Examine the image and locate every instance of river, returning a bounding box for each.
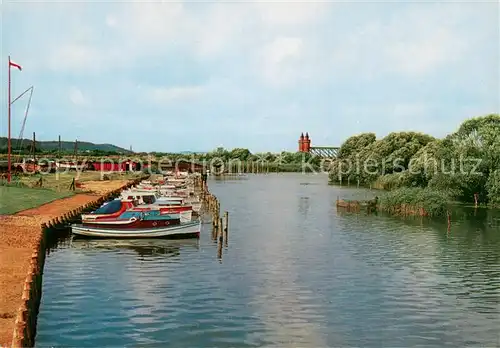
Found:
[35,173,500,347]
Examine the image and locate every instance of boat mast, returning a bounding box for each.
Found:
[74,139,78,162]
[11,86,34,165]
[7,56,11,182]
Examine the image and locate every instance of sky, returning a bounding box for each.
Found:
[1,1,499,153]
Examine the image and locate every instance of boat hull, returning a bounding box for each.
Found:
[71,221,201,238]
[133,205,192,214]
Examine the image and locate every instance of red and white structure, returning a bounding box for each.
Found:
[7,56,23,182]
[298,132,311,153]
[298,132,339,158]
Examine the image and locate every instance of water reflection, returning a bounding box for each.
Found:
[450,205,500,232]
[230,174,330,346]
[69,237,200,259]
[335,202,500,346]
[298,196,310,216]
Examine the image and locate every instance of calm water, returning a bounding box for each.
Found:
[36,174,500,347]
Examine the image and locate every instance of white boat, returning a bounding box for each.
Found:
[71,220,201,238]
[121,190,202,213]
[157,196,185,202]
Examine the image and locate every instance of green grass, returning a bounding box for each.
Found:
[0,186,74,215]
[3,171,141,192]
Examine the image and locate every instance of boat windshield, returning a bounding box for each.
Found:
[142,195,156,204]
[92,200,122,214]
[117,211,143,220]
[157,201,182,206]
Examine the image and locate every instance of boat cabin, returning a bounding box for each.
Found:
[121,191,184,206]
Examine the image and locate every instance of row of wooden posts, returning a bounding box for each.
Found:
[40,199,101,230]
[196,177,229,258]
[214,161,272,174]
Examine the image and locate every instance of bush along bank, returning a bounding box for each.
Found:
[329,114,500,212]
[377,187,450,217]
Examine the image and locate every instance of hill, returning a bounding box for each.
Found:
[0,137,132,154]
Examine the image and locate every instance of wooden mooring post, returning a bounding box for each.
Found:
[447,210,451,232]
[197,174,229,255]
[223,211,229,246]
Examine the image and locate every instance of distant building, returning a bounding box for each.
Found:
[91,160,146,172]
[298,132,311,152]
[159,160,205,173]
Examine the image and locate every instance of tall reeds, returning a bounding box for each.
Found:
[378,187,450,217]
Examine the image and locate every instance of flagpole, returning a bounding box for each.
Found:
[8,55,12,182]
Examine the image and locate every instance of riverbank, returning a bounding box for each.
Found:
[1,172,140,215]
[0,177,142,346]
[334,184,500,221]
[328,114,500,209]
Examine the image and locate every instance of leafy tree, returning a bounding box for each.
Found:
[329,114,500,206]
[229,148,251,161]
[486,170,500,206]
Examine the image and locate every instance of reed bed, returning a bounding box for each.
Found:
[378,187,450,217]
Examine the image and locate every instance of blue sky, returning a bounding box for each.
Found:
[1,1,498,153]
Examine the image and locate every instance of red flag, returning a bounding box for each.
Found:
[9,60,22,71]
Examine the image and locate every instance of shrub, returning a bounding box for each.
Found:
[486,169,500,206]
[379,187,450,217]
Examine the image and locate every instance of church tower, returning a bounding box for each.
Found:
[298,133,305,152]
[304,133,311,152]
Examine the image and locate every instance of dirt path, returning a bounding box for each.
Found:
[15,194,99,221]
[0,191,118,346]
[79,179,130,195]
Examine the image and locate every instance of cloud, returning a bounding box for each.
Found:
[385,30,464,76]
[265,37,303,65]
[256,37,305,87]
[33,1,330,73]
[253,2,328,26]
[113,2,186,50]
[49,44,102,72]
[105,14,117,28]
[191,4,249,59]
[69,87,87,106]
[147,86,205,104]
[327,3,475,81]
[381,4,469,76]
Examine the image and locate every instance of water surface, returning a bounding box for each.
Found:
[36,174,500,347]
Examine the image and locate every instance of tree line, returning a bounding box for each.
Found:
[148,147,322,172]
[329,114,500,207]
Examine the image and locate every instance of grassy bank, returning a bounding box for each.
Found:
[0,186,74,215]
[0,172,142,214]
[4,172,141,192]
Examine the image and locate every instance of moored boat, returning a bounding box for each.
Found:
[82,210,181,228]
[83,198,193,223]
[121,190,200,213]
[71,220,201,238]
[81,199,134,221]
